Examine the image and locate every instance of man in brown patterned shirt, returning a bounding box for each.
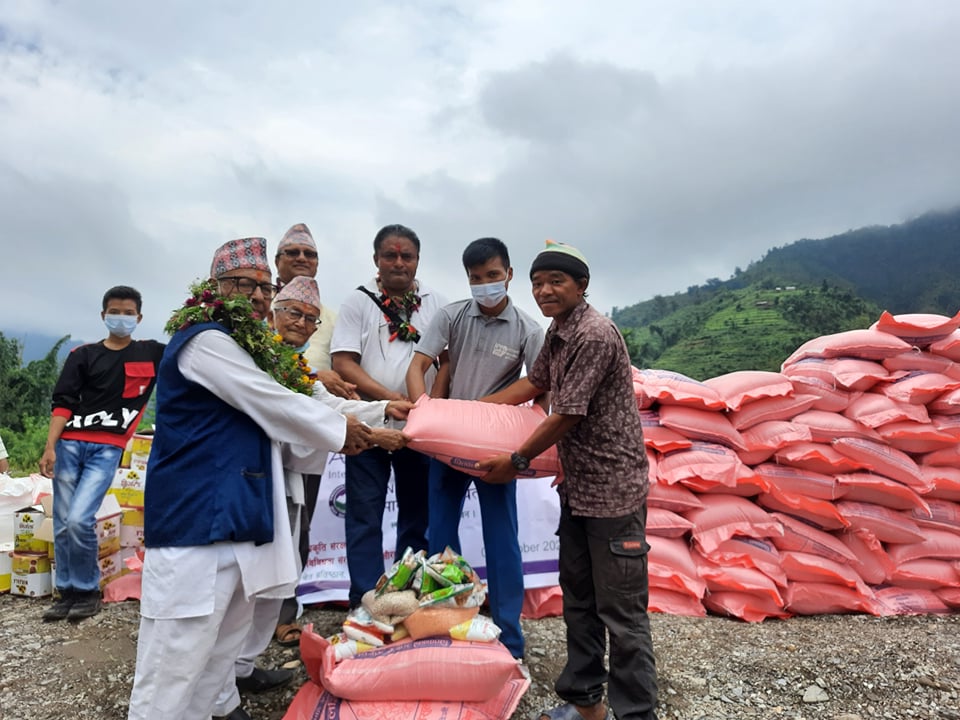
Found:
[478,240,658,720]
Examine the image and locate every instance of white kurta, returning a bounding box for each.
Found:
[128,329,348,720]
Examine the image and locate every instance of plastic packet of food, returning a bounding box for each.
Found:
[375,547,420,596]
[449,615,502,643]
[418,582,474,607]
[330,632,376,662]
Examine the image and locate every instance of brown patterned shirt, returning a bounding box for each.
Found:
[528,301,649,517]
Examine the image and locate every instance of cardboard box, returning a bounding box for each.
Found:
[13,505,49,553]
[120,507,145,548]
[108,465,146,508]
[131,433,154,456]
[98,550,123,588]
[34,495,123,559]
[0,542,13,593]
[11,552,52,597]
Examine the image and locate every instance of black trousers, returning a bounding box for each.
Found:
[555,504,659,720]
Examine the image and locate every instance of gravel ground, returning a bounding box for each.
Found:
[0,593,958,720]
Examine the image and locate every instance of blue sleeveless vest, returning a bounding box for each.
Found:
[144,322,274,547]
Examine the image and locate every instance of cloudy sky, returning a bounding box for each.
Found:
[3,1,959,345]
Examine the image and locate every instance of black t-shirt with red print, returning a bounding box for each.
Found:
[52,339,166,449]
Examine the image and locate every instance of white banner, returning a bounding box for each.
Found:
[298,453,560,605]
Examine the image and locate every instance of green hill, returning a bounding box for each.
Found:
[613,207,960,378]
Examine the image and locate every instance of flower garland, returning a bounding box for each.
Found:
[165,279,317,395]
[377,281,423,342]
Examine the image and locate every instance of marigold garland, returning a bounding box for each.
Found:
[165,279,317,396]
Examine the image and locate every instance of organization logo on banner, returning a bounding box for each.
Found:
[328,484,347,518]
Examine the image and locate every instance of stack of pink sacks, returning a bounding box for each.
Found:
[635,310,960,621]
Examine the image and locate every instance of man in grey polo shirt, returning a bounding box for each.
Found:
[406,237,545,660]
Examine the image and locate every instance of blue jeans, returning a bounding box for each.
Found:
[53,439,123,593]
[344,447,430,607]
[556,505,658,720]
[428,460,525,659]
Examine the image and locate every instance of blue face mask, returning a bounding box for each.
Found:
[471,280,508,309]
[104,314,139,337]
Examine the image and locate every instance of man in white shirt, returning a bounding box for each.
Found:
[127,237,374,720]
[330,224,447,608]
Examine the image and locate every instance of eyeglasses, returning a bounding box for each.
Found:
[280,248,318,259]
[274,306,320,325]
[218,277,276,299]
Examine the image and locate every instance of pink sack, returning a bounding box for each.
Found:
[702,370,794,411]
[907,498,960,532]
[843,392,929,428]
[928,387,960,415]
[839,528,894,585]
[782,329,912,365]
[919,464,960,501]
[919,447,960,468]
[784,581,879,616]
[301,625,520,702]
[639,410,693,453]
[788,375,856,412]
[882,350,960,377]
[694,554,784,606]
[404,396,559,478]
[873,310,960,346]
[877,371,960,405]
[647,507,695,538]
[780,550,870,592]
[649,587,707,617]
[521,586,563,619]
[647,480,704,513]
[657,405,746,450]
[757,488,849,531]
[657,443,751,489]
[728,394,818,430]
[831,437,928,491]
[890,558,960,590]
[874,587,951,616]
[632,369,726,410]
[738,421,812,466]
[770,512,857,565]
[684,494,783,555]
[702,590,791,623]
[790,410,882,443]
[647,534,706,599]
[835,472,930,513]
[283,672,530,720]
[835,500,926,544]
[700,536,787,589]
[782,357,890,392]
[773,442,866,476]
[886,528,960,566]
[875,420,958,454]
[753,463,843,501]
[929,330,960,362]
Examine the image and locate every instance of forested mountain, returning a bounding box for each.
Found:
[613,207,960,378]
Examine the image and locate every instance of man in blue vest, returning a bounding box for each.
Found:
[127,237,375,720]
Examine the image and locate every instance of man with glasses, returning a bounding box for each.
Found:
[331,223,447,609]
[38,285,165,622]
[213,274,414,719]
[273,223,352,397]
[128,237,375,720]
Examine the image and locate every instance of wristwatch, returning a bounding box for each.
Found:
[510,452,530,472]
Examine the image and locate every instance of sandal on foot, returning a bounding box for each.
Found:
[533,704,615,720]
[275,622,302,647]
[533,704,582,720]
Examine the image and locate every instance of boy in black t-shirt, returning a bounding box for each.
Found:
[39,285,165,621]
